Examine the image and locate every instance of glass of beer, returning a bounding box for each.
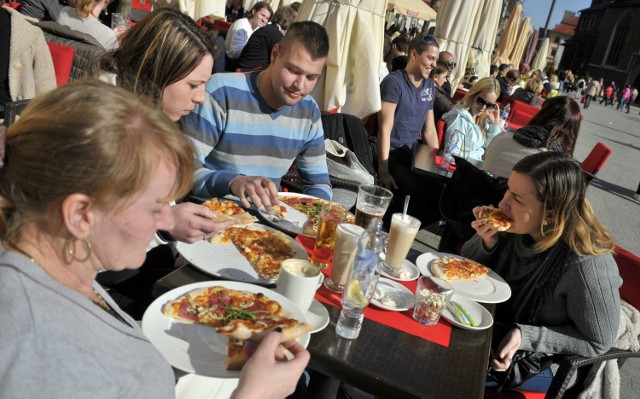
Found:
[354,185,393,228]
[310,204,346,269]
[324,223,365,293]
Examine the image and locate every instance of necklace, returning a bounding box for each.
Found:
[7,241,111,312]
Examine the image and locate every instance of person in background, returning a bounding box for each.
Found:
[237,5,297,71]
[289,2,301,12]
[0,5,56,119]
[430,65,453,123]
[385,36,408,73]
[225,0,245,22]
[545,74,559,98]
[583,76,600,109]
[490,64,499,79]
[600,83,613,106]
[438,50,457,99]
[498,69,519,102]
[574,76,586,99]
[0,80,309,399]
[510,77,543,107]
[442,77,501,162]
[484,95,581,179]
[18,0,63,20]
[617,85,631,111]
[224,1,272,71]
[465,151,620,393]
[626,87,638,114]
[57,0,118,50]
[182,21,332,210]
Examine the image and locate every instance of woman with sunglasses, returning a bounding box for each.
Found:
[442,77,502,162]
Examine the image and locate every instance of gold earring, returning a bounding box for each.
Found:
[66,237,93,263]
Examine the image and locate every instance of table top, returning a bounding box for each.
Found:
[411,143,454,181]
[152,262,494,399]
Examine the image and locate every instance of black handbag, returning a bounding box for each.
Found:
[487,350,557,396]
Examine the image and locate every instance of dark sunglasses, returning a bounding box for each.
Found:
[476,95,497,109]
[444,61,457,69]
[420,34,438,45]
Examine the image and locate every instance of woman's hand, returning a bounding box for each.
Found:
[470,206,499,251]
[487,106,501,125]
[167,203,233,243]
[232,331,310,399]
[490,328,522,372]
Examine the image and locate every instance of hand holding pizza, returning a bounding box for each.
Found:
[232,331,310,399]
[168,203,234,243]
[230,175,280,214]
[470,206,499,251]
[490,327,522,372]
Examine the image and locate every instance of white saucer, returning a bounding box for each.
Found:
[380,258,420,281]
[371,278,415,311]
[306,299,330,333]
[441,295,493,331]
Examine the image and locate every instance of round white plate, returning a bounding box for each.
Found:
[380,256,420,282]
[257,192,311,236]
[141,281,310,378]
[415,252,511,303]
[306,299,330,333]
[442,295,493,331]
[175,224,308,284]
[371,277,415,311]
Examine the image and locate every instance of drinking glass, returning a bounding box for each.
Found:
[383,213,421,271]
[111,12,130,34]
[413,276,454,325]
[324,223,365,293]
[354,185,393,228]
[310,204,346,269]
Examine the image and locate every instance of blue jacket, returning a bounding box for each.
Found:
[442,106,501,162]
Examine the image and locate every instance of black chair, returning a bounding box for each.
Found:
[2,99,30,127]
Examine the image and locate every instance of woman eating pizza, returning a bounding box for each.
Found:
[462,151,621,393]
[0,81,309,398]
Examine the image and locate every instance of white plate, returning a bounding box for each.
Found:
[306,299,330,333]
[175,224,308,284]
[380,256,420,282]
[371,277,415,311]
[442,295,493,331]
[415,252,511,303]
[141,281,310,378]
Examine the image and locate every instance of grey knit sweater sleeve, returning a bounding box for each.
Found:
[518,253,621,357]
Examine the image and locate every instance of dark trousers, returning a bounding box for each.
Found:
[584,94,595,109]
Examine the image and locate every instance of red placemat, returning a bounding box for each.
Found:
[296,236,452,347]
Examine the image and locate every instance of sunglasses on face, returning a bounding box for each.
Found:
[476,95,497,109]
[444,61,456,69]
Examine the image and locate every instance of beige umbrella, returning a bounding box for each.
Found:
[296,0,388,118]
[470,0,503,79]
[434,0,484,89]
[531,37,550,71]
[387,0,436,21]
[492,2,522,66]
[508,16,531,69]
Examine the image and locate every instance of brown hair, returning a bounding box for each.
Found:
[279,21,329,60]
[271,5,297,31]
[95,8,214,105]
[527,95,581,156]
[75,0,100,18]
[525,77,543,95]
[0,80,194,243]
[513,152,614,255]
[248,1,273,20]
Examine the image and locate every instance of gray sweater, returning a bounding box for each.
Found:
[0,249,175,398]
[462,234,621,357]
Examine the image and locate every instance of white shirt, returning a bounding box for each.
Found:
[225,17,253,59]
[57,6,118,50]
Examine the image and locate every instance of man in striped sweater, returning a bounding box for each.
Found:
[182,21,332,212]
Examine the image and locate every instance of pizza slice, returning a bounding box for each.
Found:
[478,205,512,232]
[203,198,258,225]
[430,257,489,281]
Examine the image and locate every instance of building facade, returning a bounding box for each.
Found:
[561,0,640,88]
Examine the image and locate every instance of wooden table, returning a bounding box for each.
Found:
[152,263,494,399]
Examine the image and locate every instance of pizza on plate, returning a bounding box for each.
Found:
[430,257,490,281]
[203,198,257,225]
[478,205,512,232]
[279,195,355,236]
[210,226,294,280]
[162,286,312,369]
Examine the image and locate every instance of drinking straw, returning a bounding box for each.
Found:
[403,195,410,216]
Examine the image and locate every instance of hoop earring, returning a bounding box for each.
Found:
[66,237,93,263]
[542,220,549,226]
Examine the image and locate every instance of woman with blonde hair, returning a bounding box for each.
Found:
[442,77,502,162]
[510,77,543,107]
[0,80,309,398]
[57,0,118,50]
[464,151,620,393]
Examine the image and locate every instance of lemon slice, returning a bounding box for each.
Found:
[347,280,368,307]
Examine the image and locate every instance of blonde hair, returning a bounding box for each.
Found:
[76,0,101,18]
[525,78,543,95]
[513,152,615,255]
[459,77,500,138]
[0,80,194,243]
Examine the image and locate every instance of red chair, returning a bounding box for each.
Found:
[581,142,612,185]
[436,119,447,149]
[451,89,466,104]
[506,100,538,129]
[46,41,74,87]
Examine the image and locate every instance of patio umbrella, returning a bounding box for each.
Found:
[297,0,388,118]
[523,27,539,65]
[508,16,531,69]
[531,37,550,71]
[470,0,503,79]
[387,0,437,21]
[492,2,522,65]
[434,0,484,88]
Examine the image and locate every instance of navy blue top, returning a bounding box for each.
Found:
[380,70,435,151]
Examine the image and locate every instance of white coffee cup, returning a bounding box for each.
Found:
[276,259,324,314]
